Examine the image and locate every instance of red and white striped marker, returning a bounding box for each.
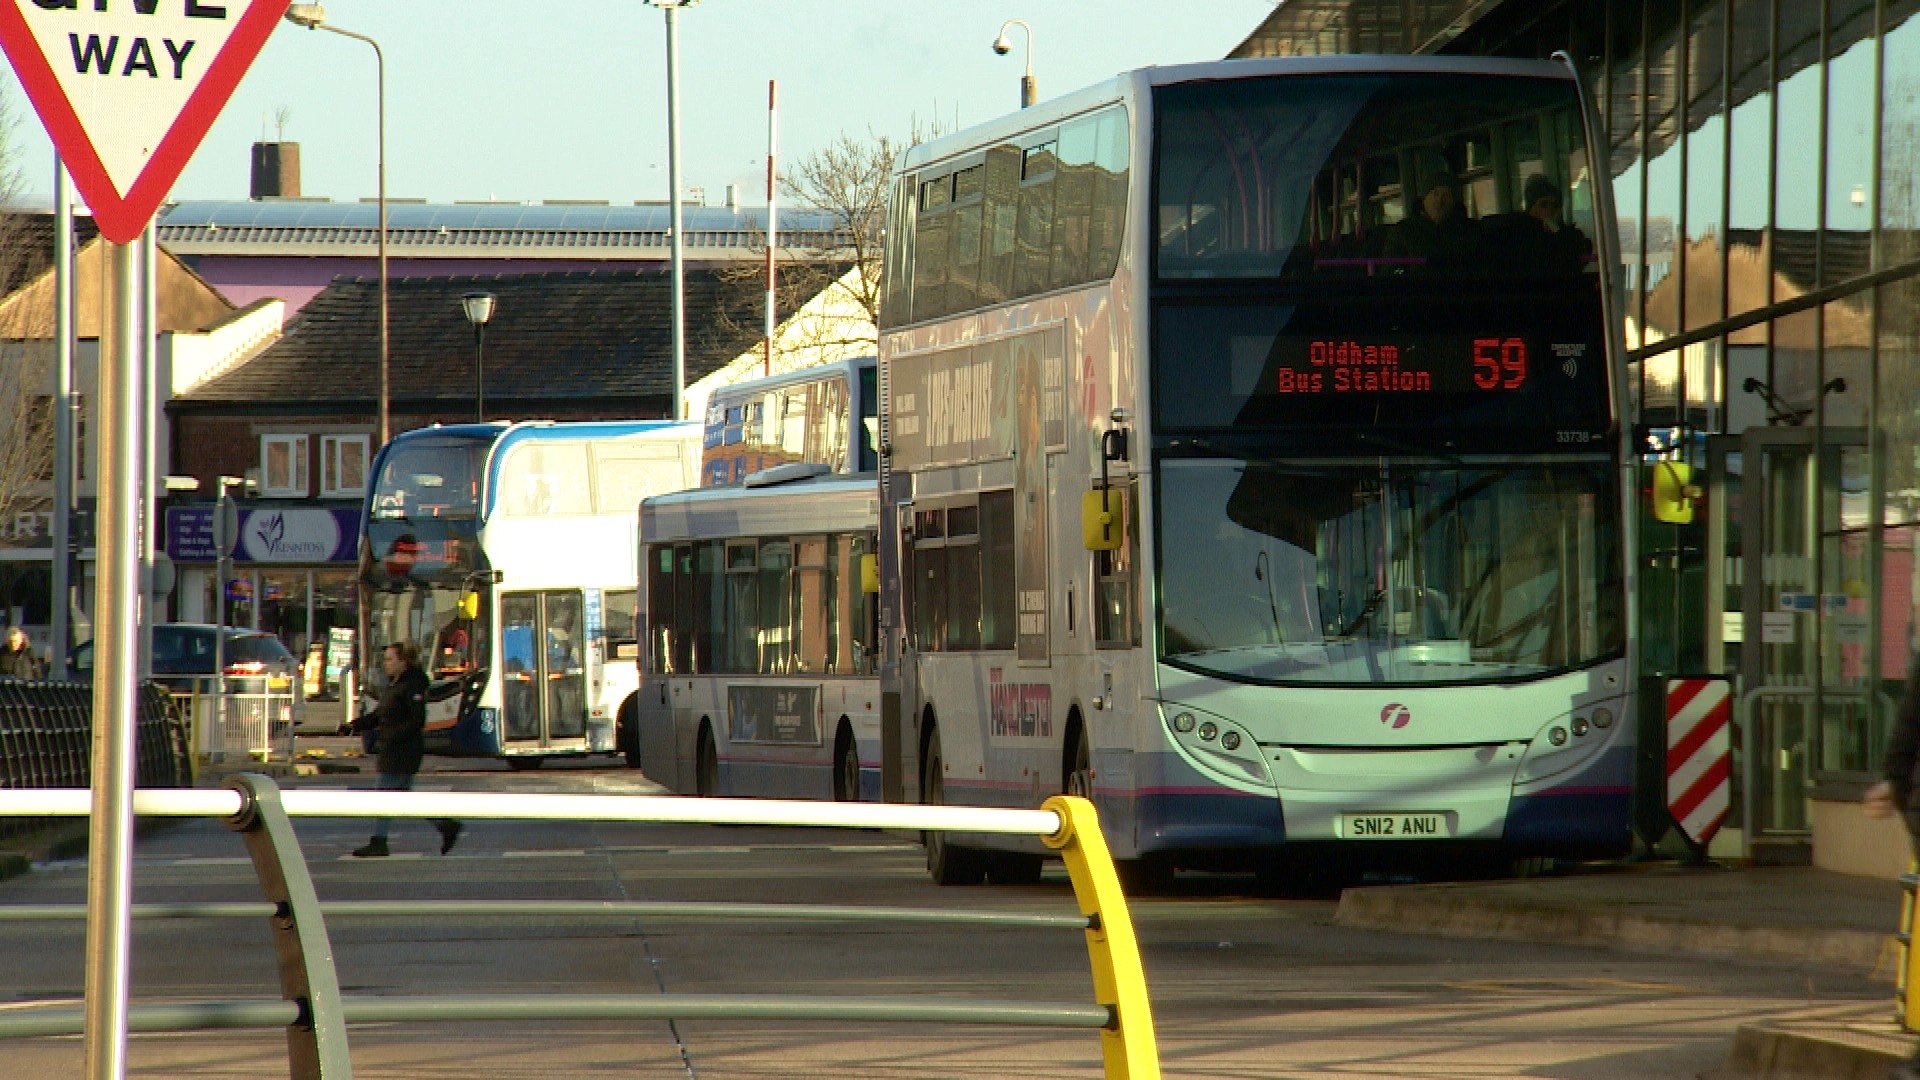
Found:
[1666,677,1733,846]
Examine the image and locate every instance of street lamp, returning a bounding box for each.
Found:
[644,0,701,420]
[462,292,496,422]
[993,19,1036,108]
[284,3,390,447]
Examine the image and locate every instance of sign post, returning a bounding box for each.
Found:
[0,4,289,1077]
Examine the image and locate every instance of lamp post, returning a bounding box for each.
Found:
[462,292,496,422]
[644,0,700,420]
[993,19,1037,108]
[284,3,389,446]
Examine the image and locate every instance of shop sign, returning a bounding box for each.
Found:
[167,505,359,564]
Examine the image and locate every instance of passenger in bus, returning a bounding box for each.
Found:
[1383,170,1480,271]
[1514,174,1592,275]
[352,641,463,858]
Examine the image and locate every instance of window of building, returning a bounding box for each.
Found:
[260,434,309,498]
[320,434,370,498]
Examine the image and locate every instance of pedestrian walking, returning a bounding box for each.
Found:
[352,641,462,857]
[1865,669,1920,1079]
[0,627,42,680]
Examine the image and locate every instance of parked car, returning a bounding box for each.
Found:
[70,624,299,696]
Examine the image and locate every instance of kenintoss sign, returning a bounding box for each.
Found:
[0,0,288,243]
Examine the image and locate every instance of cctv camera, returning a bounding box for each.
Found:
[992,37,1011,55]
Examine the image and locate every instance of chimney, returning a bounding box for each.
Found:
[725,183,740,210]
[250,142,301,199]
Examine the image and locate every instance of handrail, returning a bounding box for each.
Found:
[0,775,1161,1080]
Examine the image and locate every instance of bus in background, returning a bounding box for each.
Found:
[878,54,1632,886]
[359,420,700,768]
[636,466,881,801]
[700,357,879,487]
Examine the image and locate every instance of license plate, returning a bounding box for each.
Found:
[1339,812,1452,839]
[267,676,291,690]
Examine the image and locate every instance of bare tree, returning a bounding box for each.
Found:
[0,78,57,552]
[713,121,945,373]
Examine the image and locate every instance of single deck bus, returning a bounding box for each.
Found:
[876,54,1634,884]
[359,420,699,767]
[635,467,882,800]
[701,357,879,486]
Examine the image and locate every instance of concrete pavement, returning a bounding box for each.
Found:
[1336,861,1915,1079]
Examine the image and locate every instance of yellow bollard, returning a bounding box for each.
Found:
[1903,859,1920,1032]
[1042,794,1160,1080]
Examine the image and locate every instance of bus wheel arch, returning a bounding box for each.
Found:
[832,717,859,802]
[617,693,642,769]
[919,708,987,885]
[695,719,719,797]
[1064,708,1092,799]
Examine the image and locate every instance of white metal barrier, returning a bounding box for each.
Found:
[172,682,296,762]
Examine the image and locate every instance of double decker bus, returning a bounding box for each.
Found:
[700,357,879,486]
[877,55,1634,885]
[635,467,881,800]
[359,420,699,767]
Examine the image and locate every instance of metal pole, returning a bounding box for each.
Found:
[764,79,777,377]
[474,322,486,422]
[374,35,388,447]
[52,159,73,677]
[140,230,157,678]
[665,2,687,421]
[83,237,144,1080]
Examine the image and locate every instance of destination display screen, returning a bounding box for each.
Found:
[1153,295,1612,444]
[1274,336,1531,397]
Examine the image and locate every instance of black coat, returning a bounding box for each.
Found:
[0,645,40,680]
[1885,668,1920,837]
[362,664,430,776]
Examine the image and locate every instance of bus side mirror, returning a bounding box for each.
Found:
[1082,488,1123,551]
[457,591,481,620]
[1649,460,1701,524]
[859,553,880,595]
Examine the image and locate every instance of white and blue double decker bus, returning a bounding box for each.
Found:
[878,54,1635,884]
[358,420,698,767]
[700,357,879,487]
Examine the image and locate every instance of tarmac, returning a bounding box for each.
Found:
[1335,861,1916,1079]
[8,731,1916,1079]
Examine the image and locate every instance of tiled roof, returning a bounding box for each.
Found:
[0,212,101,296]
[173,268,773,408]
[156,200,851,258]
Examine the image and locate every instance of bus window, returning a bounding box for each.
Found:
[757,540,793,674]
[501,442,592,516]
[649,546,676,674]
[725,542,759,673]
[980,492,1016,650]
[913,508,946,651]
[794,537,830,673]
[1094,483,1139,648]
[945,505,982,650]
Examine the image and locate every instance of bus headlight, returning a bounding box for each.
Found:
[1514,701,1621,786]
[1159,703,1273,790]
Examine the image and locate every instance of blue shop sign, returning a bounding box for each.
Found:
[167,505,361,564]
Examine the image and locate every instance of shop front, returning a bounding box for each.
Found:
[166,502,360,700]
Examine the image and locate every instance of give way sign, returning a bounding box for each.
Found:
[0,0,289,244]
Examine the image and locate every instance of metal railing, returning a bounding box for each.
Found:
[0,777,1161,1080]
[0,682,189,850]
[169,680,297,763]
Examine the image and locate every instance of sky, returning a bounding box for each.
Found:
[2,0,1277,208]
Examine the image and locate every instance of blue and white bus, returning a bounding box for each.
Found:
[358,420,699,767]
[877,54,1634,885]
[700,357,879,487]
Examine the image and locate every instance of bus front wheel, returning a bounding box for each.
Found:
[696,724,719,797]
[618,697,642,769]
[922,727,987,885]
[832,722,859,802]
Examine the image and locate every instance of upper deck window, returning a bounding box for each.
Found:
[1154,73,1596,282]
[370,436,491,521]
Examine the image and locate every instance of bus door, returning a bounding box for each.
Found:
[500,590,590,749]
[1731,425,1875,861]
